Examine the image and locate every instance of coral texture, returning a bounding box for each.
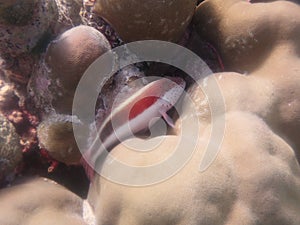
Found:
[0,0,82,57]
[0,114,22,183]
[87,0,300,224]
[44,25,111,114]
[37,114,83,165]
[0,78,18,110]
[0,0,300,225]
[94,0,197,42]
[0,0,58,57]
[193,0,300,161]
[0,0,82,85]
[0,177,87,225]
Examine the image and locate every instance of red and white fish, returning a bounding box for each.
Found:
[81,77,186,180]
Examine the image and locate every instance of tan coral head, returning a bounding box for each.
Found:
[94,0,197,42]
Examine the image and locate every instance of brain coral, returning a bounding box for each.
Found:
[45,25,111,114]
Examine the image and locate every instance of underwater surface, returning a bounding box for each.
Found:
[0,0,299,224]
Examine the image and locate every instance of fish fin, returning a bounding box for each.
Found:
[159,110,175,128]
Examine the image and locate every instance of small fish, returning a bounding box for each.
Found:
[81,77,186,180]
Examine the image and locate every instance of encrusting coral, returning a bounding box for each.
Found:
[0,0,58,57]
[0,114,22,184]
[0,0,83,57]
[0,0,36,26]
[0,0,82,84]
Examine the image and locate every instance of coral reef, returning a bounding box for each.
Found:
[0,0,58,57]
[0,0,82,57]
[87,0,300,225]
[0,0,82,84]
[31,25,111,165]
[31,25,147,167]
[0,0,300,224]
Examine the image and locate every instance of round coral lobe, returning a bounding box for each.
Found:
[45,25,111,88]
